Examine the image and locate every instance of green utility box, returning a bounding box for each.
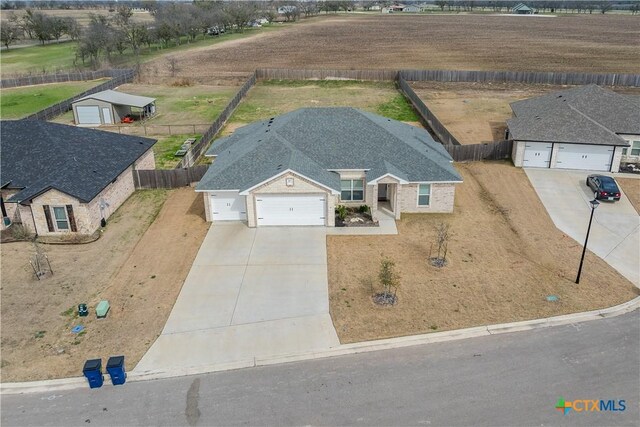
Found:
[96,300,110,318]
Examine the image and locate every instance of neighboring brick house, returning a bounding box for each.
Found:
[196,108,462,227]
[1,120,156,236]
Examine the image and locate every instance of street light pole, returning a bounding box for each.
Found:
[576,198,600,284]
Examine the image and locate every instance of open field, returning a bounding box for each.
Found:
[222,80,420,136]
[0,188,209,381]
[411,82,640,144]
[618,178,640,215]
[327,161,638,344]
[0,25,285,77]
[149,14,640,77]
[0,79,108,119]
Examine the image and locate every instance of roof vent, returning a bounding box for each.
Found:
[276,164,283,170]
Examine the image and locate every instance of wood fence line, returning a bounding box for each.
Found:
[23,69,136,121]
[133,165,209,189]
[175,72,257,168]
[0,68,134,89]
[101,123,211,136]
[397,76,460,146]
[444,140,513,162]
[399,69,640,87]
[256,68,399,81]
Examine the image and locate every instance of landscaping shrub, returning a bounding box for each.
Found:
[335,205,347,220]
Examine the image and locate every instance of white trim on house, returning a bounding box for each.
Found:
[239,169,340,196]
[409,180,464,184]
[366,173,409,185]
[194,188,240,193]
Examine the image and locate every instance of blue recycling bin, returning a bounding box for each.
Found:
[82,359,103,389]
[106,355,126,385]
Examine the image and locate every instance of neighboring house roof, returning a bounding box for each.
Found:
[197,108,461,194]
[74,90,156,108]
[512,3,533,12]
[507,85,639,146]
[1,120,156,204]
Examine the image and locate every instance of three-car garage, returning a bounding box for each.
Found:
[521,142,615,172]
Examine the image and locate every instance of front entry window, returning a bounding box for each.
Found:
[53,206,70,230]
[341,179,364,201]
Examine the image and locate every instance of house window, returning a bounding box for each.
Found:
[341,179,364,201]
[52,206,70,231]
[632,141,640,156]
[418,184,431,206]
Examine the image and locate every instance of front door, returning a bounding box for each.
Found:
[378,184,388,201]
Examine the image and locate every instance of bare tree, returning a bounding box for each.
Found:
[599,1,613,13]
[430,222,452,267]
[225,1,257,32]
[0,21,20,50]
[374,257,401,305]
[166,55,180,77]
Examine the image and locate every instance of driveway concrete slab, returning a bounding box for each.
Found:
[192,223,255,266]
[248,227,327,265]
[525,169,639,286]
[135,314,339,372]
[231,264,329,325]
[134,222,340,374]
[162,265,245,334]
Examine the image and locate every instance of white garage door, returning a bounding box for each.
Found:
[209,192,247,221]
[555,144,613,172]
[523,142,552,168]
[256,194,326,226]
[76,106,101,124]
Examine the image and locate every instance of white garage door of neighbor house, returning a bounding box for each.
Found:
[523,142,552,168]
[555,144,613,172]
[76,106,101,124]
[209,192,247,221]
[256,194,326,226]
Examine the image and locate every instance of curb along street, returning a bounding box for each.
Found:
[2,296,638,395]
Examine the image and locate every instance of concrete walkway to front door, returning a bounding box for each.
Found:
[133,223,340,375]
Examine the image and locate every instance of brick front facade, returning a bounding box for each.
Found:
[4,148,155,236]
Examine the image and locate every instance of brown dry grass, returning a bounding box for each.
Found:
[618,178,640,215]
[327,161,638,343]
[0,188,208,381]
[147,14,640,77]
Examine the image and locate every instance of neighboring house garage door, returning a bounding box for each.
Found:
[555,144,613,172]
[209,192,247,221]
[523,142,552,168]
[76,106,101,124]
[256,194,326,226]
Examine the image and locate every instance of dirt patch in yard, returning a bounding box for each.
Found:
[327,161,638,344]
[0,188,208,381]
[410,82,640,145]
[617,178,640,215]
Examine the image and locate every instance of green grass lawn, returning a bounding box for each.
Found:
[0,25,285,77]
[0,79,108,119]
[225,80,420,133]
[153,134,201,169]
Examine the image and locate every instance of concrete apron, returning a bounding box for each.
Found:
[525,168,640,287]
[132,223,340,375]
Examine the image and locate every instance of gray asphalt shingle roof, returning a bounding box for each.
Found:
[197,108,461,193]
[1,120,156,203]
[508,85,639,146]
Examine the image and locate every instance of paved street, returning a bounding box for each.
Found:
[526,169,640,286]
[3,311,638,426]
[133,223,339,375]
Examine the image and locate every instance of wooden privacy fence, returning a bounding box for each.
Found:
[175,72,257,168]
[23,69,136,121]
[444,140,513,162]
[256,68,398,81]
[399,69,640,87]
[397,76,460,146]
[101,124,211,136]
[134,165,209,189]
[0,68,134,89]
